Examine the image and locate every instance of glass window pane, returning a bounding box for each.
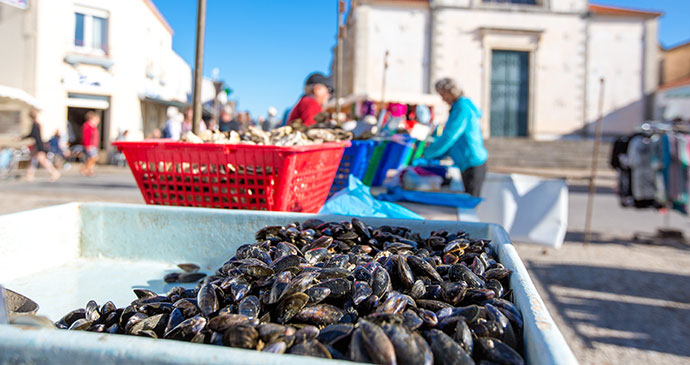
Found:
[74,13,84,46]
[92,16,108,52]
[483,0,537,4]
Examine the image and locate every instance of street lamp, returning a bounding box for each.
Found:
[191,0,206,134]
[212,68,224,129]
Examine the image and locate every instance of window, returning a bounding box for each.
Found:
[75,13,84,47]
[73,8,109,55]
[483,0,537,4]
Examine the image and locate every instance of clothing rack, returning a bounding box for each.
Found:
[611,121,689,245]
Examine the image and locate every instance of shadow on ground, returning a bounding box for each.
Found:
[527,262,690,357]
[565,231,690,250]
[567,185,616,195]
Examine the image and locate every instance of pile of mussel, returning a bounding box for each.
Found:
[56,219,525,365]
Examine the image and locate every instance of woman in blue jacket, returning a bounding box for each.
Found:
[424,78,488,197]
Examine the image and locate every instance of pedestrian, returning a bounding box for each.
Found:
[288,72,332,126]
[238,112,252,129]
[206,117,218,131]
[162,107,182,140]
[80,111,101,177]
[423,78,488,197]
[20,110,61,182]
[48,129,67,161]
[262,106,280,131]
[219,106,241,132]
[181,106,206,135]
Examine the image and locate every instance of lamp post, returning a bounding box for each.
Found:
[335,0,345,116]
[212,68,224,129]
[191,0,206,134]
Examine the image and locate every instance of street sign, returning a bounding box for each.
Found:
[0,0,28,9]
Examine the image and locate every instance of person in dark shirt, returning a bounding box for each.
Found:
[219,106,244,133]
[288,73,332,126]
[20,110,60,182]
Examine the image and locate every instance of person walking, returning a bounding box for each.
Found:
[262,107,280,131]
[423,78,488,197]
[219,106,244,133]
[48,129,70,170]
[20,110,60,182]
[288,73,332,126]
[80,111,101,176]
[181,106,206,135]
[162,107,182,140]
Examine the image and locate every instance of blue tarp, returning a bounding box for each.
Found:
[377,186,482,209]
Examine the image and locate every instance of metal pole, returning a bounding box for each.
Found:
[0,285,8,325]
[584,78,606,246]
[191,0,207,134]
[335,0,345,117]
[213,79,223,129]
[375,50,390,135]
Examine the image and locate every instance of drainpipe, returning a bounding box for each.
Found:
[582,10,591,138]
[428,0,437,94]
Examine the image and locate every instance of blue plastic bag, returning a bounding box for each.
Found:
[320,176,424,220]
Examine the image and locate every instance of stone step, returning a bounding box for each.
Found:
[484,138,612,169]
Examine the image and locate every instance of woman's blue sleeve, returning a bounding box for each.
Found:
[423,104,469,159]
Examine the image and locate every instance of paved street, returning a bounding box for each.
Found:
[0,165,143,214]
[1,165,689,364]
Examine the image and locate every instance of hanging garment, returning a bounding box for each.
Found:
[611,135,632,169]
[610,135,635,207]
[406,104,416,121]
[673,135,690,214]
[662,134,676,201]
[660,133,689,214]
[353,101,362,119]
[627,134,666,207]
[416,105,432,125]
[387,103,407,118]
[361,100,376,116]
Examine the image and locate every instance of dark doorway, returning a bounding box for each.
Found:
[66,107,106,149]
[490,50,530,137]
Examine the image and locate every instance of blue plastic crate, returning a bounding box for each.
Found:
[370,136,417,187]
[328,140,380,196]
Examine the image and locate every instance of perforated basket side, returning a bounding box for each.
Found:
[115,141,347,212]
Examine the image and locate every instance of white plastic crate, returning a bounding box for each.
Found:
[0,203,577,364]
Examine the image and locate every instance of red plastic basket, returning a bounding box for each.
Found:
[113,140,349,213]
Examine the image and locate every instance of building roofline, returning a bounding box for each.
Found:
[143,0,173,35]
[665,39,690,52]
[659,77,690,91]
[347,0,428,26]
[589,3,662,18]
[352,0,428,8]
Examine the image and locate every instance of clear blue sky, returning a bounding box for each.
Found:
[152,0,689,118]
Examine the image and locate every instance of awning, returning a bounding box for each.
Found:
[141,96,187,109]
[326,92,443,109]
[0,85,41,109]
[140,95,214,116]
[67,93,110,109]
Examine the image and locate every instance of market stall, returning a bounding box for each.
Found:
[0,2,576,364]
